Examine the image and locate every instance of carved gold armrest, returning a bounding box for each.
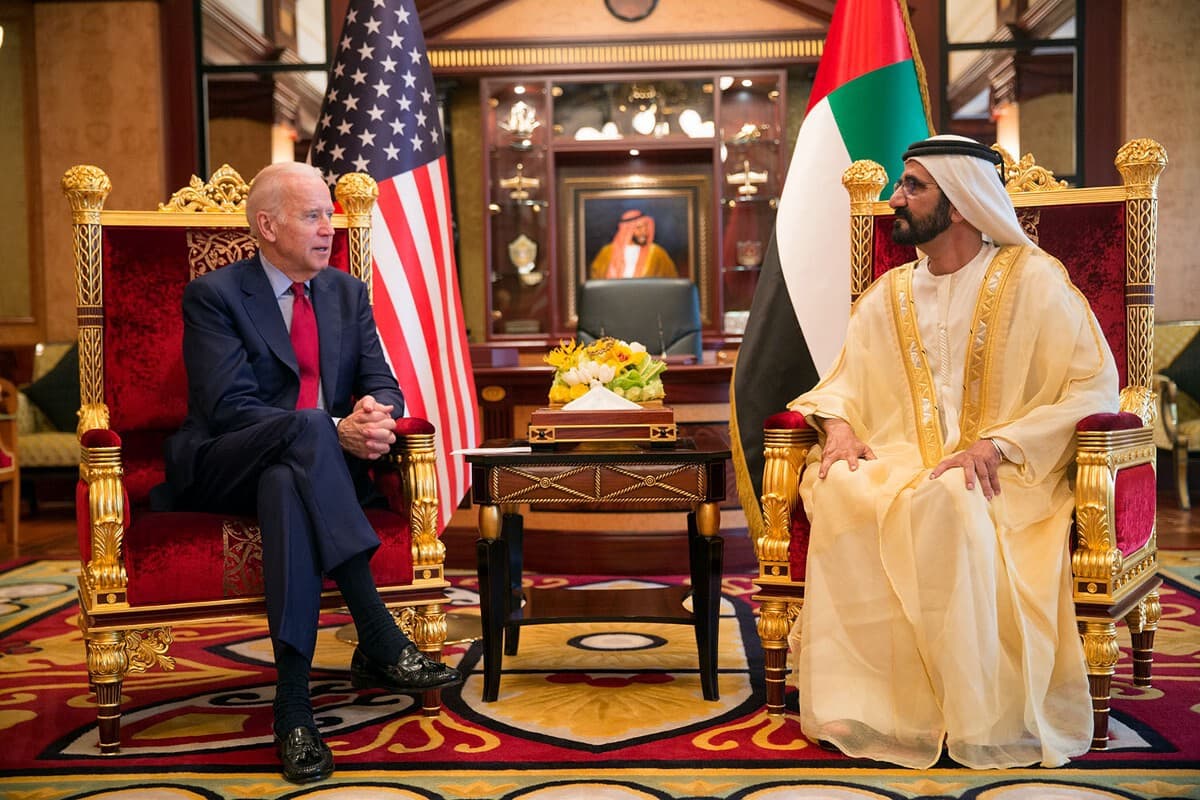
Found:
[1073,417,1156,606]
[78,429,129,609]
[757,413,818,583]
[388,419,443,583]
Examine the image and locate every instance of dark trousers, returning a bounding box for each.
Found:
[179,409,380,659]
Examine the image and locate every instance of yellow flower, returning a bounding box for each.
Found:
[544,337,667,404]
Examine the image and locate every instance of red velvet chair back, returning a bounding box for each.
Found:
[98,224,351,507]
[868,202,1129,385]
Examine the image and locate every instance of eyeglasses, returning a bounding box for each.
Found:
[892,175,938,198]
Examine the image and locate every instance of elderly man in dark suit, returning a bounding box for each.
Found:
[163,161,460,784]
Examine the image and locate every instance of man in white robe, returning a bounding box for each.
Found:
[786,135,1118,769]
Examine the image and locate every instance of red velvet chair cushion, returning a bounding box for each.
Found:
[764,410,811,430]
[1077,411,1144,432]
[120,507,413,606]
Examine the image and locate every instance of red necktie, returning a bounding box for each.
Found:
[290,282,320,409]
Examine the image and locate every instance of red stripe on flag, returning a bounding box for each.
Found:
[373,181,429,421]
[367,252,423,418]
[410,167,457,454]
[420,161,476,458]
[808,0,915,111]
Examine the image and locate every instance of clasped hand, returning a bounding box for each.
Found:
[818,418,1003,500]
[336,395,397,460]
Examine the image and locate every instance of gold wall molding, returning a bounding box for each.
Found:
[430,37,822,72]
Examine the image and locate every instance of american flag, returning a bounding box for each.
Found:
[310,0,478,532]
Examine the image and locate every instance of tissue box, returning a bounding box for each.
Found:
[528,406,677,450]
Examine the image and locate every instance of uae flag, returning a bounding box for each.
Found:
[310,0,479,532]
[731,0,932,533]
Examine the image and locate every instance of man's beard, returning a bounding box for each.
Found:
[891,193,953,246]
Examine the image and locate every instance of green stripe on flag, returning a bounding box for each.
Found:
[827,59,931,184]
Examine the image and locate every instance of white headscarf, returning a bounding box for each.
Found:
[906,134,1034,248]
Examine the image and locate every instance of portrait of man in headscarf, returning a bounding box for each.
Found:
[589,208,679,279]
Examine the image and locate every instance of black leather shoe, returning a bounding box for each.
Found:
[276,725,334,784]
[351,644,462,693]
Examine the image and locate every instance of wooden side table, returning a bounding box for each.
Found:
[467,441,729,702]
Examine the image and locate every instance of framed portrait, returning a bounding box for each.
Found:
[559,171,712,326]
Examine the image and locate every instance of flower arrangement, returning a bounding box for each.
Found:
[545,337,667,405]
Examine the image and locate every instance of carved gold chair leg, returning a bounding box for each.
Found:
[1126,589,1161,687]
[412,602,448,717]
[1078,618,1119,750]
[84,630,130,755]
[1175,438,1191,510]
[757,598,794,715]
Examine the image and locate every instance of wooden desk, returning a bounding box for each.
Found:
[468,441,729,702]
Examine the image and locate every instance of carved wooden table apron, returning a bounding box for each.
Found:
[468,441,729,702]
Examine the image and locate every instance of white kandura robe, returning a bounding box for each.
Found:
[787,244,1118,769]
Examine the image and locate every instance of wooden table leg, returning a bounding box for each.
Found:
[477,503,507,702]
[689,500,722,701]
[502,507,524,656]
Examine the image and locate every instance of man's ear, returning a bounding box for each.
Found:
[255,210,278,243]
[949,204,966,224]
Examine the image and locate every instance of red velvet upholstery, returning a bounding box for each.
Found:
[1114,464,1156,556]
[1077,411,1145,432]
[765,410,811,430]
[119,507,414,606]
[871,203,1129,384]
[788,508,811,581]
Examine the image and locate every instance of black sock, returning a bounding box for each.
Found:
[329,553,410,664]
[273,643,315,738]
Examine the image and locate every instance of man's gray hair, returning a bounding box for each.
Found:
[245,162,327,240]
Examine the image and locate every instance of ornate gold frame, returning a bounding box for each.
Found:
[560,171,712,326]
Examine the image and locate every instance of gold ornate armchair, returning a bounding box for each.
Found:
[756,139,1167,750]
[63,165,450,753]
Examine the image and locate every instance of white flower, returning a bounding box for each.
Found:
[628,341,647,356]
[562,367,584,387]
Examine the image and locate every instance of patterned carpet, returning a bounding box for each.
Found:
[0,555,1197,799]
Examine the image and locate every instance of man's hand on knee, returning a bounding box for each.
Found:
[818,418,876,478]
[337,395,397,460]
[930,438,1002,500]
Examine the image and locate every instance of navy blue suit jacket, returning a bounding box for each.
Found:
[164,255,404,498]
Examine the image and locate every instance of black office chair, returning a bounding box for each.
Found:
[576,278,703,360]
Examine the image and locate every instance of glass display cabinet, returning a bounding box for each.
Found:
[481,70,786,344]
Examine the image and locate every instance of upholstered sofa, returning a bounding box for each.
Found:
[1153,320,1200,509]
[14,342,80,513]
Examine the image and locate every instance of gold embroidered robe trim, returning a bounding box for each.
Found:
[957,245,1023,446]
[887,266,942,468]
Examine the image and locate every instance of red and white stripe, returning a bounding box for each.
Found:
[370,155,478,531]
